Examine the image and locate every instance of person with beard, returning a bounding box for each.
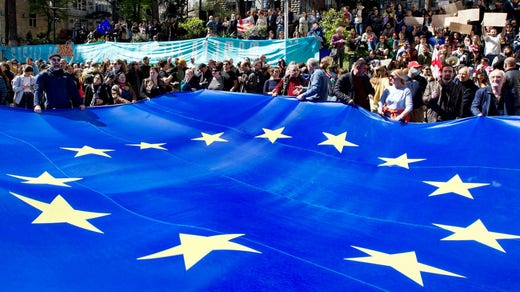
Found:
[457,66,479,118]
[472,69,516,116]
[423,64,464,122]
[33,54,84,113]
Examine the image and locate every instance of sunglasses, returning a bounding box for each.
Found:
[50,58,60,62]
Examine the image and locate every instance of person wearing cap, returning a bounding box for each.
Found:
[33,54,84,113]
[407,61,427,122]
[333,59,374,110]
[378,69,413,122]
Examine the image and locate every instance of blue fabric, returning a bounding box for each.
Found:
[96,19,112,35]
[1,37,319,66]
[1,90,519,290]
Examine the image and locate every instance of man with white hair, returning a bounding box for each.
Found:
[296,58,329,101]
[471,69,516,116]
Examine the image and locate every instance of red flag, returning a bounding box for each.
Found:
[431,46,442,80]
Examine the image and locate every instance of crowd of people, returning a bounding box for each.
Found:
[0,1,519,122]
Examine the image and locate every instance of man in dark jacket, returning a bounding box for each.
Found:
[333,59,374,110]
[472,69,516,116]
[458,66,479,117]
[504,57,520,114]
[423,65,464,122]
[34,54,84,113]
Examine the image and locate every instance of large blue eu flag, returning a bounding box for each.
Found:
[1,90,519,290]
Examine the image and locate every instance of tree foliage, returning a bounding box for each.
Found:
[177,17,205,40]
[28,0,73,43]
[319,8,346,50]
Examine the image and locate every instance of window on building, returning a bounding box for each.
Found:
[29,14,37,27]
[76,0,87,11]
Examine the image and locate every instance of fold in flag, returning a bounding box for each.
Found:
[1,90,519,290]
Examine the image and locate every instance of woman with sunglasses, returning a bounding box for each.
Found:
[263,67,282,94]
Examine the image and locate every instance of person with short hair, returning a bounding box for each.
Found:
[423,65,464,122]
[296,58,329,101]
[457,66,479,118]
[472,69,516,116]
[33,54,85,113]
[333,59,375,110]
[12,65,36,109]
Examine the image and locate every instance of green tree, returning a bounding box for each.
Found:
[177,17,205,40]
[319,8,346,50]
[28,0,72,43]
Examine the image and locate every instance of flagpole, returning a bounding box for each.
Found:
[284,0,288,39]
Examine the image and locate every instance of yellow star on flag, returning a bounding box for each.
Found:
[138,233,261,270]
[433,219,520,253]
[191,132,228,146]
[378,153,426,169]
[126,142,167,150]
[61,145,115,158]
[318,131,358,153]
[7,171,82,187]
[346,246,464,286]
[10,192,110,233]
[255,127,292,143]
[423,174,489,199]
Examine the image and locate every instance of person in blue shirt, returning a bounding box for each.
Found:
[33,54,84,113]
[296,58,329,101]
[308,21,325,48]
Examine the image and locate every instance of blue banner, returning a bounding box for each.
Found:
[0,90,519,290]
[1,37,319,65]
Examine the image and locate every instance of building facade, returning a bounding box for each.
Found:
[1,0,111,45]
